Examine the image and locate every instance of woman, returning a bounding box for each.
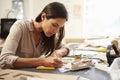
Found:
[0,2,69,69]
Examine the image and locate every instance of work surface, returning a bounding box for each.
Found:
[0,40,112,80]
[18,66,111,80]
[0,65,112,80]
[0,69,78,80]
[17,49,111,80]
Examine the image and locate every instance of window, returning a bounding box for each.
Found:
[12,0,24,19]
[83,0,120,38]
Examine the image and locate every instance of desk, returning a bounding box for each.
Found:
[18,65,111,80]
[0,41,111,80]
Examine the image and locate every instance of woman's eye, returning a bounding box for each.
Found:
[52,23,58,28]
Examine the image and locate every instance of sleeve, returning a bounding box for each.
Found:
[0,21,22,69]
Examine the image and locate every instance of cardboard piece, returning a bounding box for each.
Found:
[0,69,79,80]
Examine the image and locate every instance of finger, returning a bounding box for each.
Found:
[54,58,62,64]
[54,62,63,68]
[53,54,62,58]
[54,59,63,67]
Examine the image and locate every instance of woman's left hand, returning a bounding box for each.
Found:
[50,49,63,58]
[50,48,69,58]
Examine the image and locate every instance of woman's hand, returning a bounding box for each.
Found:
[43,56,63,68]
[50,50,63,58]
[50,48,69,58]
[42,48,69,68]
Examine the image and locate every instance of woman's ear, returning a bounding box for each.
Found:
[41,13,46,21]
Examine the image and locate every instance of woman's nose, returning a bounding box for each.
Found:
[52,28,59,34]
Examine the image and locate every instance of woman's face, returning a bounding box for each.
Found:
[42,17,66,37]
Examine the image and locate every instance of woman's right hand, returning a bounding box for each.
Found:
[43,56,63,68]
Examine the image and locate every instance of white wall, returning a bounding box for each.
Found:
[24,0,50,20]
[0,0,13,18]
[0,0,83,39]
[0,0,13,34]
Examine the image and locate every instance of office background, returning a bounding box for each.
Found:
[0,0,120,40]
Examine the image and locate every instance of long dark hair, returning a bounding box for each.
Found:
[35,2,68,56]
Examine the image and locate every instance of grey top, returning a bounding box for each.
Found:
[0,20,53,68]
